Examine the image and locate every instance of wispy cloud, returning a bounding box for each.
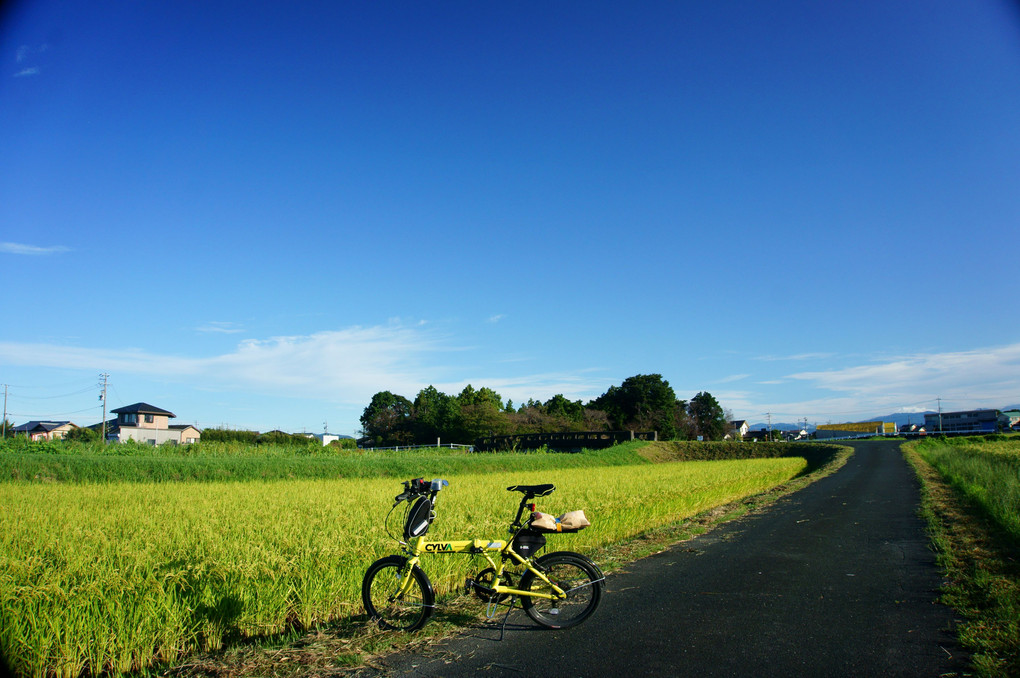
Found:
[1,242,70,255]
[787,344,1020,398]
[431,369,608,406]
[751,343,1020,420]
[487,314,506,324]
[14,44,47,77]
[0,324,610,409]
[754,352,836,362]
[16,44,47,62]
[717,373,750,383]
[196,321,245,334]
[0,325,446,405]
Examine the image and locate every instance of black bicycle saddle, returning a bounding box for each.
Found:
[506,483,555,497]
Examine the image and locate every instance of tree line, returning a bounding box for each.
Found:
[360,374,729,447]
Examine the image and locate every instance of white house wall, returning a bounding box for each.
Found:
[116,427,184,445]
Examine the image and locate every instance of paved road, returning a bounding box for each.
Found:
[355,441,967,677]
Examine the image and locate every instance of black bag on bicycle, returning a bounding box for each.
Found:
[404,496,434,540]
[512,529,547,558]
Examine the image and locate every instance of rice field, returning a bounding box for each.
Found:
[0,455,807,677]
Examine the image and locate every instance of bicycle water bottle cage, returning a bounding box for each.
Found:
[404,496,434,540]
[506,484,555,498]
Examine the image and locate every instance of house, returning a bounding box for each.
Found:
[782,428,809,441]
[102,402,201,445]
[744,428,773,442]
[727,420,750,440]
[12,420,78,441]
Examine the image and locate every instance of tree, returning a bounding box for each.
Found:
[590,374,682,439]
[688,391,727,441]
[544,394,585,425]
[360,391,413,446]
[411,386,459,444]
[64,426,99,443]
[455,384,507,441]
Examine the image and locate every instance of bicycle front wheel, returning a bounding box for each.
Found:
[362,555,434,631]
[519,551,603,629]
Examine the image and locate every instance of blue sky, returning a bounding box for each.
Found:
[2,1,1018,435]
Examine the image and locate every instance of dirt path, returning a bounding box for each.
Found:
[353,441,967,677]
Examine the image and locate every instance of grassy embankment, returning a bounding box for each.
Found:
[904,435,1020,677]
[0,440,846,677]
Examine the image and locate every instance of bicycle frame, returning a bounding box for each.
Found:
[364,479,604,633]
[396,535,568,601]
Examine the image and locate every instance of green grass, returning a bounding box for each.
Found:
[0,446,819,677]
[905,436,1020,676]
[912,436,1020,542]
[0,441,651,484]
[0,439,839,485]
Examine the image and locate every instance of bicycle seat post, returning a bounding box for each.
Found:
[510,493,532,532]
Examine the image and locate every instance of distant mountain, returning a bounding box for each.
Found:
[864,412,936,428]
[747,406,1018,434]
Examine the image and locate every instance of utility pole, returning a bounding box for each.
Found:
[2,384,8,439]
[937,396,943,433]
[99,373,109,443]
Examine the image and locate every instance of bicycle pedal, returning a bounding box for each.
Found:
[464,577,474,594]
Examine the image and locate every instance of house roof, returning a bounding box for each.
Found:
[110,402,176,418]
[12,420,73,433]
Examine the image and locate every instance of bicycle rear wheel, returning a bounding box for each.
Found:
[362,555,434,631]
[519,551,603,629]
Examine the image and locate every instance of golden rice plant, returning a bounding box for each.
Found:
[0,457,805,676]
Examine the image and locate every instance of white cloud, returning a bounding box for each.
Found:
[787,344,1020,399]
[14,68,40,78]
[1,242,69,255]
[751,343,1020,420]
[431,370,608,406]
[487,314,506,324]
[0,325,613,412]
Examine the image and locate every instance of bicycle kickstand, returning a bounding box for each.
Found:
[485,595,518,641]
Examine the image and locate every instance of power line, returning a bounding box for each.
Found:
[10,385,98,400]
[9,406,104,418]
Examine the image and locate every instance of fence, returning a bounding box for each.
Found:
[474,430,657,452]
[358,443,475,452]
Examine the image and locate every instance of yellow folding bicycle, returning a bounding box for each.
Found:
[362,478,604,632]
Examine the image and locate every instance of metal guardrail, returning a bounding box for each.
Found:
[359,443,474,452]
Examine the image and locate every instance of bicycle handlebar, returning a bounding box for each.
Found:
[394,477,448,505]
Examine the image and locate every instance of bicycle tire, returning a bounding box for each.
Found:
[362,555,435,631]
[519,551,603,629]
